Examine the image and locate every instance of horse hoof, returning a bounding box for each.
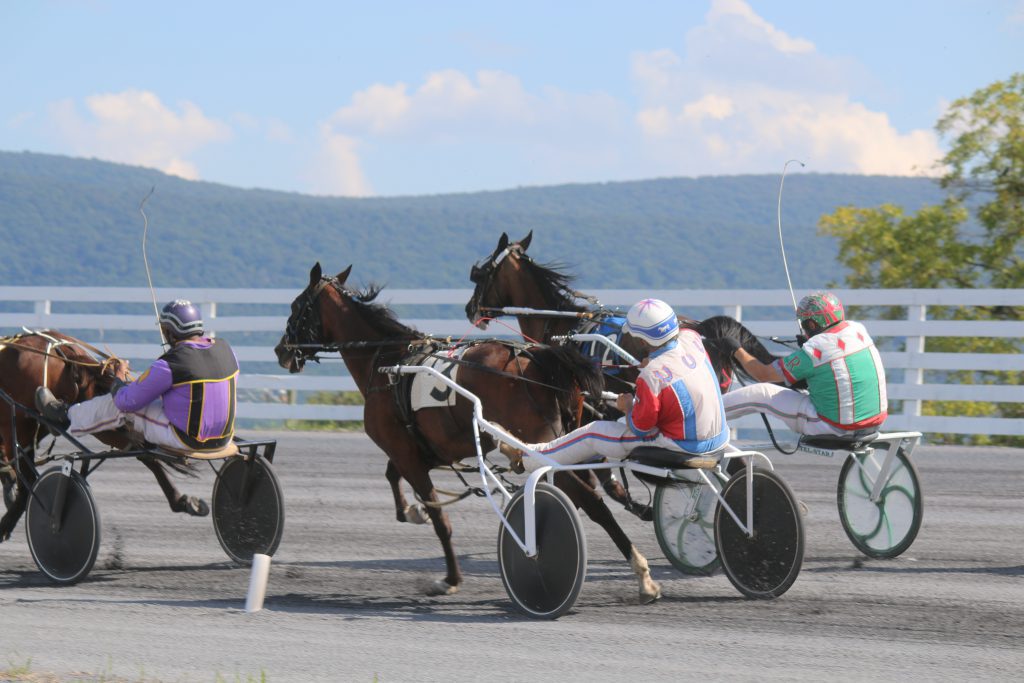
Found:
[175,495,210,517]
[426,579,459,596]
[639,581,662,604]
[403,504,429,525]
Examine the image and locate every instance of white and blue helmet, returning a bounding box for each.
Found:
[623,299,679,347]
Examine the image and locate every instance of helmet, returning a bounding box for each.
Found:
[160,299,204,339]
[623,299,679,347]
[797,291,844,334]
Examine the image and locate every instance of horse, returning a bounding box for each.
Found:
[275,262,662,602]
[465,231,779,390]
[0,331,208,542]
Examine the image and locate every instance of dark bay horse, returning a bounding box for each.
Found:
[465,231,779,389]
[0,331,207,542]
[275,263,661,601]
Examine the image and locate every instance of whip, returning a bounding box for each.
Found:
[777,159,805,333]
[138,186,167,347]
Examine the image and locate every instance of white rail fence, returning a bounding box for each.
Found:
[1,287,1022,436]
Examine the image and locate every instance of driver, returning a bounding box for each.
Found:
[720,291,887,436]
[35,300,239,452]
[499,298,729,470]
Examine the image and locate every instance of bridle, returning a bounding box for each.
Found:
[280,276,337,366]
[467,243,524,320]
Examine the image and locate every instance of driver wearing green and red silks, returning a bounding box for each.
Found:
[721,291,888,436]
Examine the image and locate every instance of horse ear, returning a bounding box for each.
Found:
[498,232,509,250]
[335,265,353,285]
[519,230,533,251]
[309,262,322,287]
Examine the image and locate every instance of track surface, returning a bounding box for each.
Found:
[1,432,1022,681]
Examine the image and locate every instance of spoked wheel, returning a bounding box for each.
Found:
[497,482,587,619]
[714,468,804,599]
[25,467,101,585]
[653,472,726,575]
[837,446,923,559]
[211,457,285,565]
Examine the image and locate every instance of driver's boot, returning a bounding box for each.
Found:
[34,387,70,433]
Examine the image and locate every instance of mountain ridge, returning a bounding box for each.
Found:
[0,150,947,290]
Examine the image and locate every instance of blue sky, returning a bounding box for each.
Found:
[2,0,1021,197]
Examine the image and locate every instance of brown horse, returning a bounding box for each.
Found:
[465,231,779,390]
[0,331,208,542]
[275,263,662,601]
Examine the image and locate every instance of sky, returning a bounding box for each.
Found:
[2,0,1021,197]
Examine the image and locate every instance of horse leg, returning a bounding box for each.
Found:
[140,458,209,517]
[554,471,661,604]
[386,460,427,525]
[0,449,36,543]
[403,464,460,596]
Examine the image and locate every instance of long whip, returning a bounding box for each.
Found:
[777,159,805,332]
[139,186,167,347]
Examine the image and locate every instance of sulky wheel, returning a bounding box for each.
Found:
[837,446,923,559]
[653,474,725,575]
[211,457,285,565]
[714,468,804,599]
[497,482,587,619]
[25,466,101,585]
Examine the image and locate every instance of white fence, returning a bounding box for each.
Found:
[1,286,1022,436]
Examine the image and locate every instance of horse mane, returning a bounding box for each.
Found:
[341,283,422,339]
[522,259,586,312]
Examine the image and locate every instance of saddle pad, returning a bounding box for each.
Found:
[409,349,464,412]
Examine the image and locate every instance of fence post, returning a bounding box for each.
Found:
[33,299,51,326]
[201,301,217,338]
[903,304,926,419]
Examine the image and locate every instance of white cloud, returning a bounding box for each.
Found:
[331,69,546,139]
[48,90,231,179]
[707,0,814,54]
[307,126,372,197]
[630,0,942,176]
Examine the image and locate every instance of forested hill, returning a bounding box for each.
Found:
[0,151,946,290]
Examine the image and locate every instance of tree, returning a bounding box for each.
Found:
[819,73,1023,445]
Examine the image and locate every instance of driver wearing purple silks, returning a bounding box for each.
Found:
[36,299,239,454]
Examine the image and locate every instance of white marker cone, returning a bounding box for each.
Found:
[245,553,272,613]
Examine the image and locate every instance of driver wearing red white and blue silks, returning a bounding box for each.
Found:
[38,300,239,452]
[504,299,728,471]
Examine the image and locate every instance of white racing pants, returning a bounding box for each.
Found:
[68,394,186,451]
[722,383,847,437]
[520,419,686,472]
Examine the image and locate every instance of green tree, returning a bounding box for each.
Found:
[819,73,1023,445]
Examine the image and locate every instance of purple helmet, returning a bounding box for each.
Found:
[160,299,204,338]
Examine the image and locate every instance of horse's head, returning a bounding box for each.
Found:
[465,231,534,328]
[275,262,353,373]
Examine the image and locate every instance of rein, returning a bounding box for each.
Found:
[0,334,115,369]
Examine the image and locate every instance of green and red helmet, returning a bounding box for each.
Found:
[797,291,844,334]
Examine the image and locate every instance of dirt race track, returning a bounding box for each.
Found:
[1,431,1022,681]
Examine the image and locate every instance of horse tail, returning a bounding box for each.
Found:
[532,344,605,413]
[698,315,777,386]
